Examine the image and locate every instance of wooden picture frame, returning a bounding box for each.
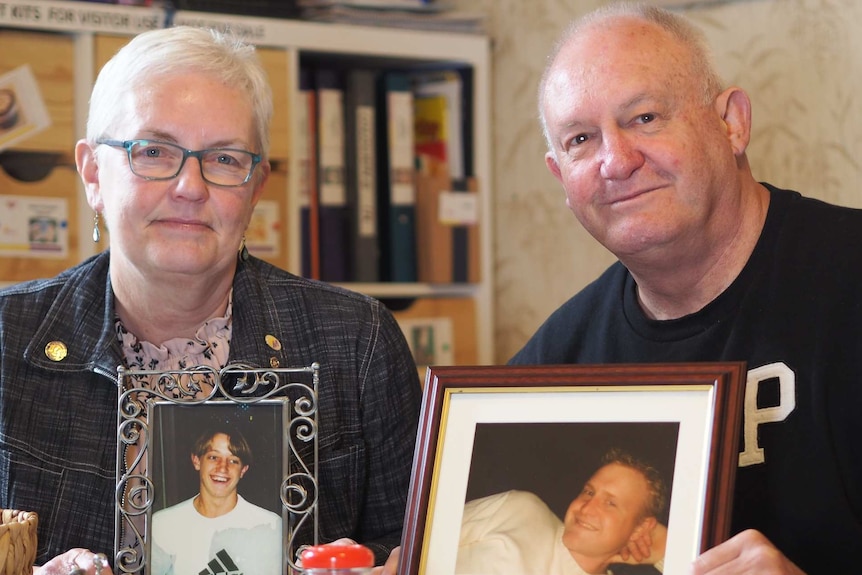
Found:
[397,362,746,575]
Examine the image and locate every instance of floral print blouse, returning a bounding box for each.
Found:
[116,295,233,399]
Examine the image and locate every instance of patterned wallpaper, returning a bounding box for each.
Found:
[455,0,862,362]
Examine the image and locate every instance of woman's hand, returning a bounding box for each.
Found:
[33,549,109,575]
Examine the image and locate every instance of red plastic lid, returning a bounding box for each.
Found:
[300,544,375,569]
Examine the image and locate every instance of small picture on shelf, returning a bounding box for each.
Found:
[399,316,454,372]
[0,65,50,153]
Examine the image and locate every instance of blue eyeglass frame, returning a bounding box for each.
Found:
[96,138,262,187]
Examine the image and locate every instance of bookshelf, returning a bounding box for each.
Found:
[0,0,494,366]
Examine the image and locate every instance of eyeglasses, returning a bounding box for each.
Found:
[96,139,261,187]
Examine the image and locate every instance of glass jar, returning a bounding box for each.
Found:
[300,543,375,574]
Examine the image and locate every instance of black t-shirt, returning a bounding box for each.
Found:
[511,185,862,574]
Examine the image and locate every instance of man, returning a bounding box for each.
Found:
[456,449,667,574]
[511,3,861,574]
[151,428,281,575]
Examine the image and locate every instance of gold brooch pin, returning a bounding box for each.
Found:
[265,334,282,351]
[45,341,67,362]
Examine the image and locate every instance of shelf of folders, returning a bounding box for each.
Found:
[297,64,481,287]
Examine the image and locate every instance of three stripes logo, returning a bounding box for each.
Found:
[197,549,242,575]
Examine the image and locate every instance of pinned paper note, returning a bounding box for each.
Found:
[439,190,479,226]
[0,65,51,153]
[0,195,69,258]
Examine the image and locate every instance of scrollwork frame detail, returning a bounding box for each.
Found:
[114,362,320,575]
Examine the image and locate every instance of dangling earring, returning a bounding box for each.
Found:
[239,235,249,261]
[92,211,101,243]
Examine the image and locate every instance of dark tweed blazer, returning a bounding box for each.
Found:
[0,251,421,566]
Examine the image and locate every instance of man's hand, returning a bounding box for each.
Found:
[370,546,399,575]
[617,521,667,565]
[690,530,806,574]
[328,539,399,575]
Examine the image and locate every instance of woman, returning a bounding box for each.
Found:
[0,26,419,575]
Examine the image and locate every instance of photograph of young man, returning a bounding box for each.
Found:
[150,428,282,575]
[457,448,667,575]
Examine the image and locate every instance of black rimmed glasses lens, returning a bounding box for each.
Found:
[96,139,261,187]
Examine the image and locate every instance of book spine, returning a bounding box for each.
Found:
[315,68,351,282]
[345,69,380,282]
[379,72,417,283]
[413,94,448,168]
[415,165,453,284]
[298,67,319,279]
[451,177,480,283]
[413,69,465,179]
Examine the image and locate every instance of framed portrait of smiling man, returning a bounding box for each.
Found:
[397,363,745,575]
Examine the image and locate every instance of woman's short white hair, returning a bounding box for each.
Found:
[86,25,273,157]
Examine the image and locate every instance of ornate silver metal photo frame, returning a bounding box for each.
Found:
[115,362,320,575]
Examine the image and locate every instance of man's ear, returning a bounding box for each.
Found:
[714,86,752,157]
[191,454,201,472]
[545,150,563,183]
[629,515,657,542]
[240,465,249,479]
